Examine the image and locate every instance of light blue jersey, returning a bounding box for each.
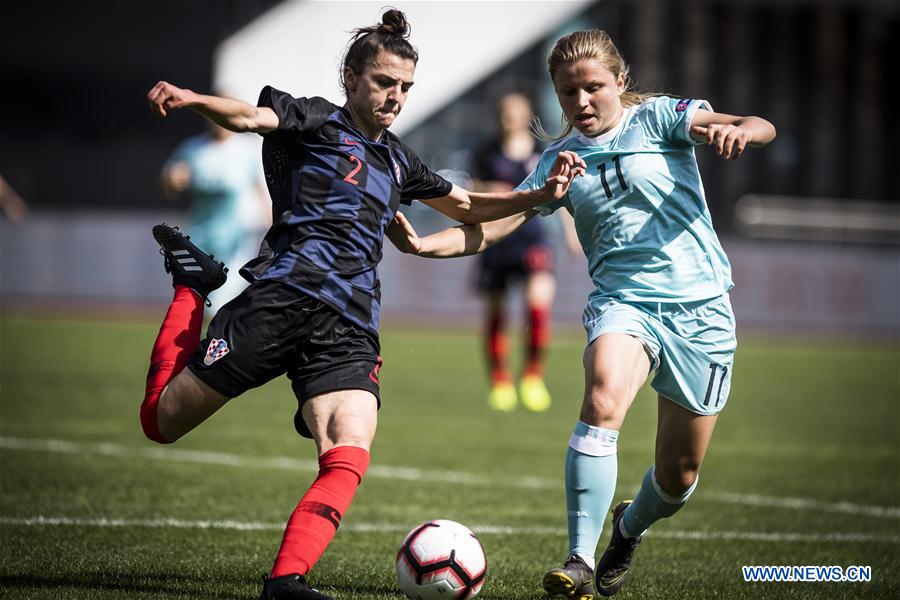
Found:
[165,134,260,262]
[520,97,737,415]
[521,96,732,304]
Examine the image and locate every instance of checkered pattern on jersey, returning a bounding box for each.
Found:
[241,87,451,333]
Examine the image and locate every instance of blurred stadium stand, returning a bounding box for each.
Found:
[3,217,897,335]
[0,0,282,211]
[213,1,595,135]
[1,0,898,337]
[735,195,900,245]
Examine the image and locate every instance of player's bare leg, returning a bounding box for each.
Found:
[580,334,650,430]
[544,334,650,599]
[520,269,555,412]
[261,390,377,600]
[141,223,227,444]
[653,396,717,497]
[302,389,378,454]
[155,370,230,442]
[594,398,717,596]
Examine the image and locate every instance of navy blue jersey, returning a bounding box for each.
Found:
[470,140,549,264]
[240,87,452,333]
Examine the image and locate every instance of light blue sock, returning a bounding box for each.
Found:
[620,465,698,538]
[566,421,619,568]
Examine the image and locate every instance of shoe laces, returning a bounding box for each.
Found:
[607,534,640,571]
[563,554,591,574]
[158,249,212,306]
[158,248,172,273]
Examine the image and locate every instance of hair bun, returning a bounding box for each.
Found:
[378,9,410,37]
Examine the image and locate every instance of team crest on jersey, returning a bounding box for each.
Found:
[204,339,230,365]
[676,98,691,112]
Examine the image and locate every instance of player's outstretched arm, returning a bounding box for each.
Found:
[420,151,586,225]
[146,81,279,134]
[689,110,776,160]
[387,211,537,258]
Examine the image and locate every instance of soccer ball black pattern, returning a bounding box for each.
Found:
[396,520,487,599]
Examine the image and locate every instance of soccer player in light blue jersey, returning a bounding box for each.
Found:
[389,28,775,599]
[161,121,268,313]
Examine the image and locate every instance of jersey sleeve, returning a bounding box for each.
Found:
[516,152,565,216]
[257,86,333,138]
[651,97,713,146]
[399,147,453,205]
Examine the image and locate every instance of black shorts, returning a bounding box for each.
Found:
[187,279,382,438]
[477,243,554,293]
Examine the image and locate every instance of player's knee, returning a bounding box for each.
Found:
[526,273,555,306]
[582,381,630,424]
[655,457,700,496]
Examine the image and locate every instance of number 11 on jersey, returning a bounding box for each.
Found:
[597,155,628,199]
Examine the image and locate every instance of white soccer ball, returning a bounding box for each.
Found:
[395,519,487,600]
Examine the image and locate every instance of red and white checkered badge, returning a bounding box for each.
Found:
[203,338,230,365]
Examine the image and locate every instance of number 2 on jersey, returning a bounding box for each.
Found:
[343,155,363,186]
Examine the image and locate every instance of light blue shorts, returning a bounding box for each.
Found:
[582,294,737,415]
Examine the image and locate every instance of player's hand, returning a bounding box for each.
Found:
[387,211,423,254]
[161,162,192,196]
[147,81,198,118]
[691,124,752,160]
[543,151,586,200]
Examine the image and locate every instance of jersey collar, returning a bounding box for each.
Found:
[338,106,386,143]
[577,107,631,146]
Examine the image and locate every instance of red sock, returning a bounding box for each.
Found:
[271,445,370,577]
[141,285,204,444]
[486,308,510,383]
[525,304,549,377]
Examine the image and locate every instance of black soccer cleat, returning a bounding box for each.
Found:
[543,554,594,599]
[258,574,334,600]
[152,223,227,300]
[594,500,642,597]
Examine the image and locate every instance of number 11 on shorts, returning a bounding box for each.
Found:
[703,363,728,408]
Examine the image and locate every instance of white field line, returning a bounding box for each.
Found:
[2,436,899,520]
[0,436,551,487]
[1,515,897,545]
[704,491,900,520]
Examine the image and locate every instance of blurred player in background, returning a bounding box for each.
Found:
[160,119,269,312]
[389,28,775,600]
[470,92,578,413]
[142,9,578,600]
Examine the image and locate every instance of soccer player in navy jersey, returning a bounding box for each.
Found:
[470,92,582,414]
[143,9,584,600]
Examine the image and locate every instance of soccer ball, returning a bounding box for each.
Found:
[395,519,487,599]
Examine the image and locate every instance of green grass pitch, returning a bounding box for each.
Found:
[1,315,898,599]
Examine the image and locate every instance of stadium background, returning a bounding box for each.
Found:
[1,1,898,599]
[2,0,898,333]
